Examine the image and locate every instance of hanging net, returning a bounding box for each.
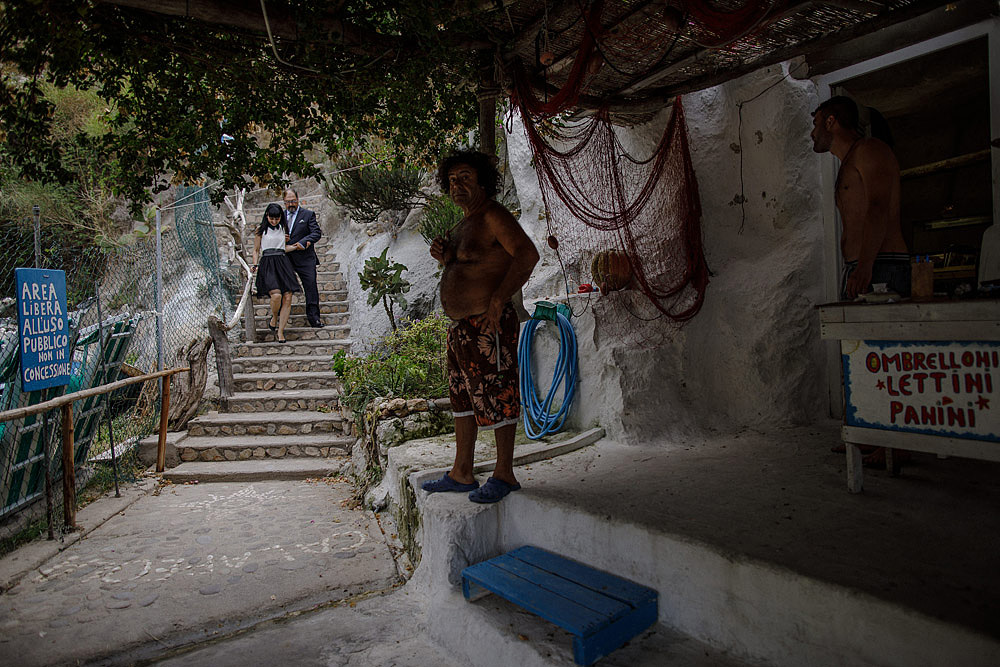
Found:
[511,94,709,343]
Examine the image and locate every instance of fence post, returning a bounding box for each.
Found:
[32,204,41,268]
[60,404,76,530]
[155,205,165,375]
[95,282,121,497]
[157,374,170,473]
[42,406,54,540]
[208,316,234,411]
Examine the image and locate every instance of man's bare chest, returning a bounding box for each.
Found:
[451,222,501,262]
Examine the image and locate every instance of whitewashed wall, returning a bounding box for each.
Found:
[516,62,830,442]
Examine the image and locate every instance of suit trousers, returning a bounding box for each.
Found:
[288,253,321,325]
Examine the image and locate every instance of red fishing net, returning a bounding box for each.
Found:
[510,90,710,335]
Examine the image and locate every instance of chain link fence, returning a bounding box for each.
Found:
[0,185,242,544]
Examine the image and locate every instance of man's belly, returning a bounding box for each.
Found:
[440,263,504,320]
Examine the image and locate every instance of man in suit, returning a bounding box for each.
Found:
[283,188,323,327]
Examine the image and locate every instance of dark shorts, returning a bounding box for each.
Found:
[447,302,521,430]
[842,252,911,299]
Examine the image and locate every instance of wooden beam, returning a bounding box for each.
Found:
[480,92,497,158]
[901,149,991,179]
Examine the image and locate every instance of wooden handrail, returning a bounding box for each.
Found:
[0,367,189,423]
[0,366,189,530]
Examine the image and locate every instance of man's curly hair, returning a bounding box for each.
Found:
[437,151,500,200]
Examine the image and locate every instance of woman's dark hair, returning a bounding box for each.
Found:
[437,150,500,199]
[257,203,287,236]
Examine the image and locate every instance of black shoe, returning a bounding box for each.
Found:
[309,320,323,328]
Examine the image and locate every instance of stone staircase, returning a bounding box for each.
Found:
[162,232,356,483]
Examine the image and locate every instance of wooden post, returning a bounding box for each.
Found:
[846,443,863,494]
[60,404,76,530]
[157,375,171,472]
[479,85,497,158]
[208,315,234,412]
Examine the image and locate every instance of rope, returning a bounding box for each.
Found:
[518,312,578,439]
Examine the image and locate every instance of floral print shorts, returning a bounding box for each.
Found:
[447,302,521,430]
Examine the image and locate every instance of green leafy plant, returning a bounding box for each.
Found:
[332,312,450,416]
[359,248,411,331]
[325,163,426,224]
[417,193,463,245]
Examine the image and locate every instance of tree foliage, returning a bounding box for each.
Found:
[325,163,426,225]
[0,1,490,208]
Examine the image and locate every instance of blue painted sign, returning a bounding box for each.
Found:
[843,339,1000,442]
[15,268,71,391]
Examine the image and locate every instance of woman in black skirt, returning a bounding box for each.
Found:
[252,203,300,343]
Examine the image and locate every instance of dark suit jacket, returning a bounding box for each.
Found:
[286,206,321,268]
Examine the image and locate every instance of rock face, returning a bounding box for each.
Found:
[508,62,828,442]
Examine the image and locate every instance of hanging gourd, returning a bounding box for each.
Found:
[591,250,632,292]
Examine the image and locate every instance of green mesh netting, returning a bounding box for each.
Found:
[174,186,236,321]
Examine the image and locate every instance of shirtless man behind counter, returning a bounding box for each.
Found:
[811,96,910,299]
[421,150,539,504]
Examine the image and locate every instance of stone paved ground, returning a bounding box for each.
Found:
[0,479,399,666]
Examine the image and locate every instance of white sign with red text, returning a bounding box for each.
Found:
[843,340,1000,441]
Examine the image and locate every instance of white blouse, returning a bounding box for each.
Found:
[259,226,286,252]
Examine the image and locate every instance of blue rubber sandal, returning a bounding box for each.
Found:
[468,477,521,504]
[422,473,480,493]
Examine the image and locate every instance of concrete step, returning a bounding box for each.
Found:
[253,301,348,316]
[254,312,350,328]
[226,388,342,413]
[235,339,352,358]
[316,269,342,278]
[178,434,353,462]
[232,355,334,374]
[162,457,348,483]
[253,324,350,343]
[188,409,346,437]
[231,370,341,392]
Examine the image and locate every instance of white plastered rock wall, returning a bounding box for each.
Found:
[509,62,830,441]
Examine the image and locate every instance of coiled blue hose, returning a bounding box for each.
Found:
[518,312,578,439]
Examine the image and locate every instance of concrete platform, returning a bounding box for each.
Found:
[0,479,397,667]
[401,421,1000,667]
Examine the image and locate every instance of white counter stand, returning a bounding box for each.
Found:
[819,300,1000,492]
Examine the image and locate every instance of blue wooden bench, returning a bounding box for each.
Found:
[461,546,658,665]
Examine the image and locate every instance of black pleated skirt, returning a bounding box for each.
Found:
[255,253,301,297]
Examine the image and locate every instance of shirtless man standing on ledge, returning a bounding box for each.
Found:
[421,150,539,504]
[811,96,910,299]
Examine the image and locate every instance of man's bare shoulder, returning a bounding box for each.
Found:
[482,200,517,225]
[853,137,899,171]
